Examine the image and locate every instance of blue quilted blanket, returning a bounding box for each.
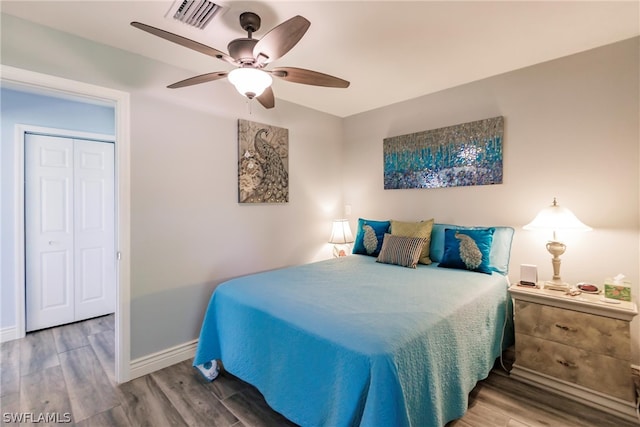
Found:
[194,255,512,426]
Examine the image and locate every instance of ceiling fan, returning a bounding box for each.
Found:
[131,12,350,109]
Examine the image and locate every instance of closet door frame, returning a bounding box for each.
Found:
[5,64,132,384]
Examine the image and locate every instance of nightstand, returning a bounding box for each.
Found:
[509,284,638,421]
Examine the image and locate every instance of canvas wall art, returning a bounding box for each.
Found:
[238,119,289,203]
[383,116,504,190]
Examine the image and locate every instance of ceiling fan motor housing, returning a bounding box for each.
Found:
[227,38,259,65]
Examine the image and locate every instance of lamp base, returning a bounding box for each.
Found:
[544,280,570,291]
[332,244,351,258]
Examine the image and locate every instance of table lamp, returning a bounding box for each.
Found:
[329,219,354,257]
[523,198,592,291]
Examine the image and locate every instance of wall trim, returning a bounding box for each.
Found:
[0,326,18,343]
[129,339,198,380]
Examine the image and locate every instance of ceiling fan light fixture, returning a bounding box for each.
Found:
[228,68,272,99]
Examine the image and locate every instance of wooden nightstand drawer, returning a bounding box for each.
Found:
[515,333,635,402]
[514,300,630,360]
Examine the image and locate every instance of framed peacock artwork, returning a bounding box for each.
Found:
[237,119,289,203]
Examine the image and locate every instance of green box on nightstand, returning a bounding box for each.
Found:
[604,279,632,302]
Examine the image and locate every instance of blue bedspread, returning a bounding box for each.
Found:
[194,255,512,427]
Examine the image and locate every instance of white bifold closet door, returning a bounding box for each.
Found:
[25,133,115,332]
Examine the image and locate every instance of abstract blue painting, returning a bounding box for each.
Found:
[383,116,503,190]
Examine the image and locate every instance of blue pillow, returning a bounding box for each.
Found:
[352,218,390,256]
[430,224,514,275]
[439,228,495,274]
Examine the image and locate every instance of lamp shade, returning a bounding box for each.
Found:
[228,68,272,99]
[523,198,592,234]
[329,219,354,244]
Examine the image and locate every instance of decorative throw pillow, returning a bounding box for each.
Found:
[390,219,435,264]
[439,228,495,274]
[376,234,427,269]
[352,218,390,256]
[429,224,514,275]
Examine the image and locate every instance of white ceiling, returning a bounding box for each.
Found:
[1,1,638,117]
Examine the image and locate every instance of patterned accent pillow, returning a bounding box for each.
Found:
[390,219,435,264]
[376,234,427,269]
[352,218,391,256]
[438,228,495,274]
[429,224,514,275]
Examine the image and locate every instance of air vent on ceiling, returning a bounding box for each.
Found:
[166,0,225,29]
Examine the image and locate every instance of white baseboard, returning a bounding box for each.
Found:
[129,339,198,380]
[1,326,18,343]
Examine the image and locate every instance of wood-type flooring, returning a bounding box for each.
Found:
[1,315,636,426]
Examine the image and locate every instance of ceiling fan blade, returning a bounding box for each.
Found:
[271,67,350,88]
[131,21,235,65]
[253,15,310,65]
[256,86,275,109]
[167,72,228,89]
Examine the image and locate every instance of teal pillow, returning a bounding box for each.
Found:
[430,224,514,275]
[352,218,390,256]
[439,228,495,274]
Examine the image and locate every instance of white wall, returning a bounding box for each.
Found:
[1,14,344,359]
[342,37,640,360]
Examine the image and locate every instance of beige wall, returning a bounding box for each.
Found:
[127,94,344,356]
[2,13,638,362]
[342,37,640,359]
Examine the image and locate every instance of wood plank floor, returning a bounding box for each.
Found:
[1,315,636,426]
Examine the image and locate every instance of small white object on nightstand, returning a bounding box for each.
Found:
[519,264,538,286]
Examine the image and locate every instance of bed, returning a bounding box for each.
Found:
[194,223,514,427]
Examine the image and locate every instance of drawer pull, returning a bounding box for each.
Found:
[556,359,577,369]
[554,323,577,332]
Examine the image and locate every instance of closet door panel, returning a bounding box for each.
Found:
[25,134,75,331]
[74,139,116,321]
